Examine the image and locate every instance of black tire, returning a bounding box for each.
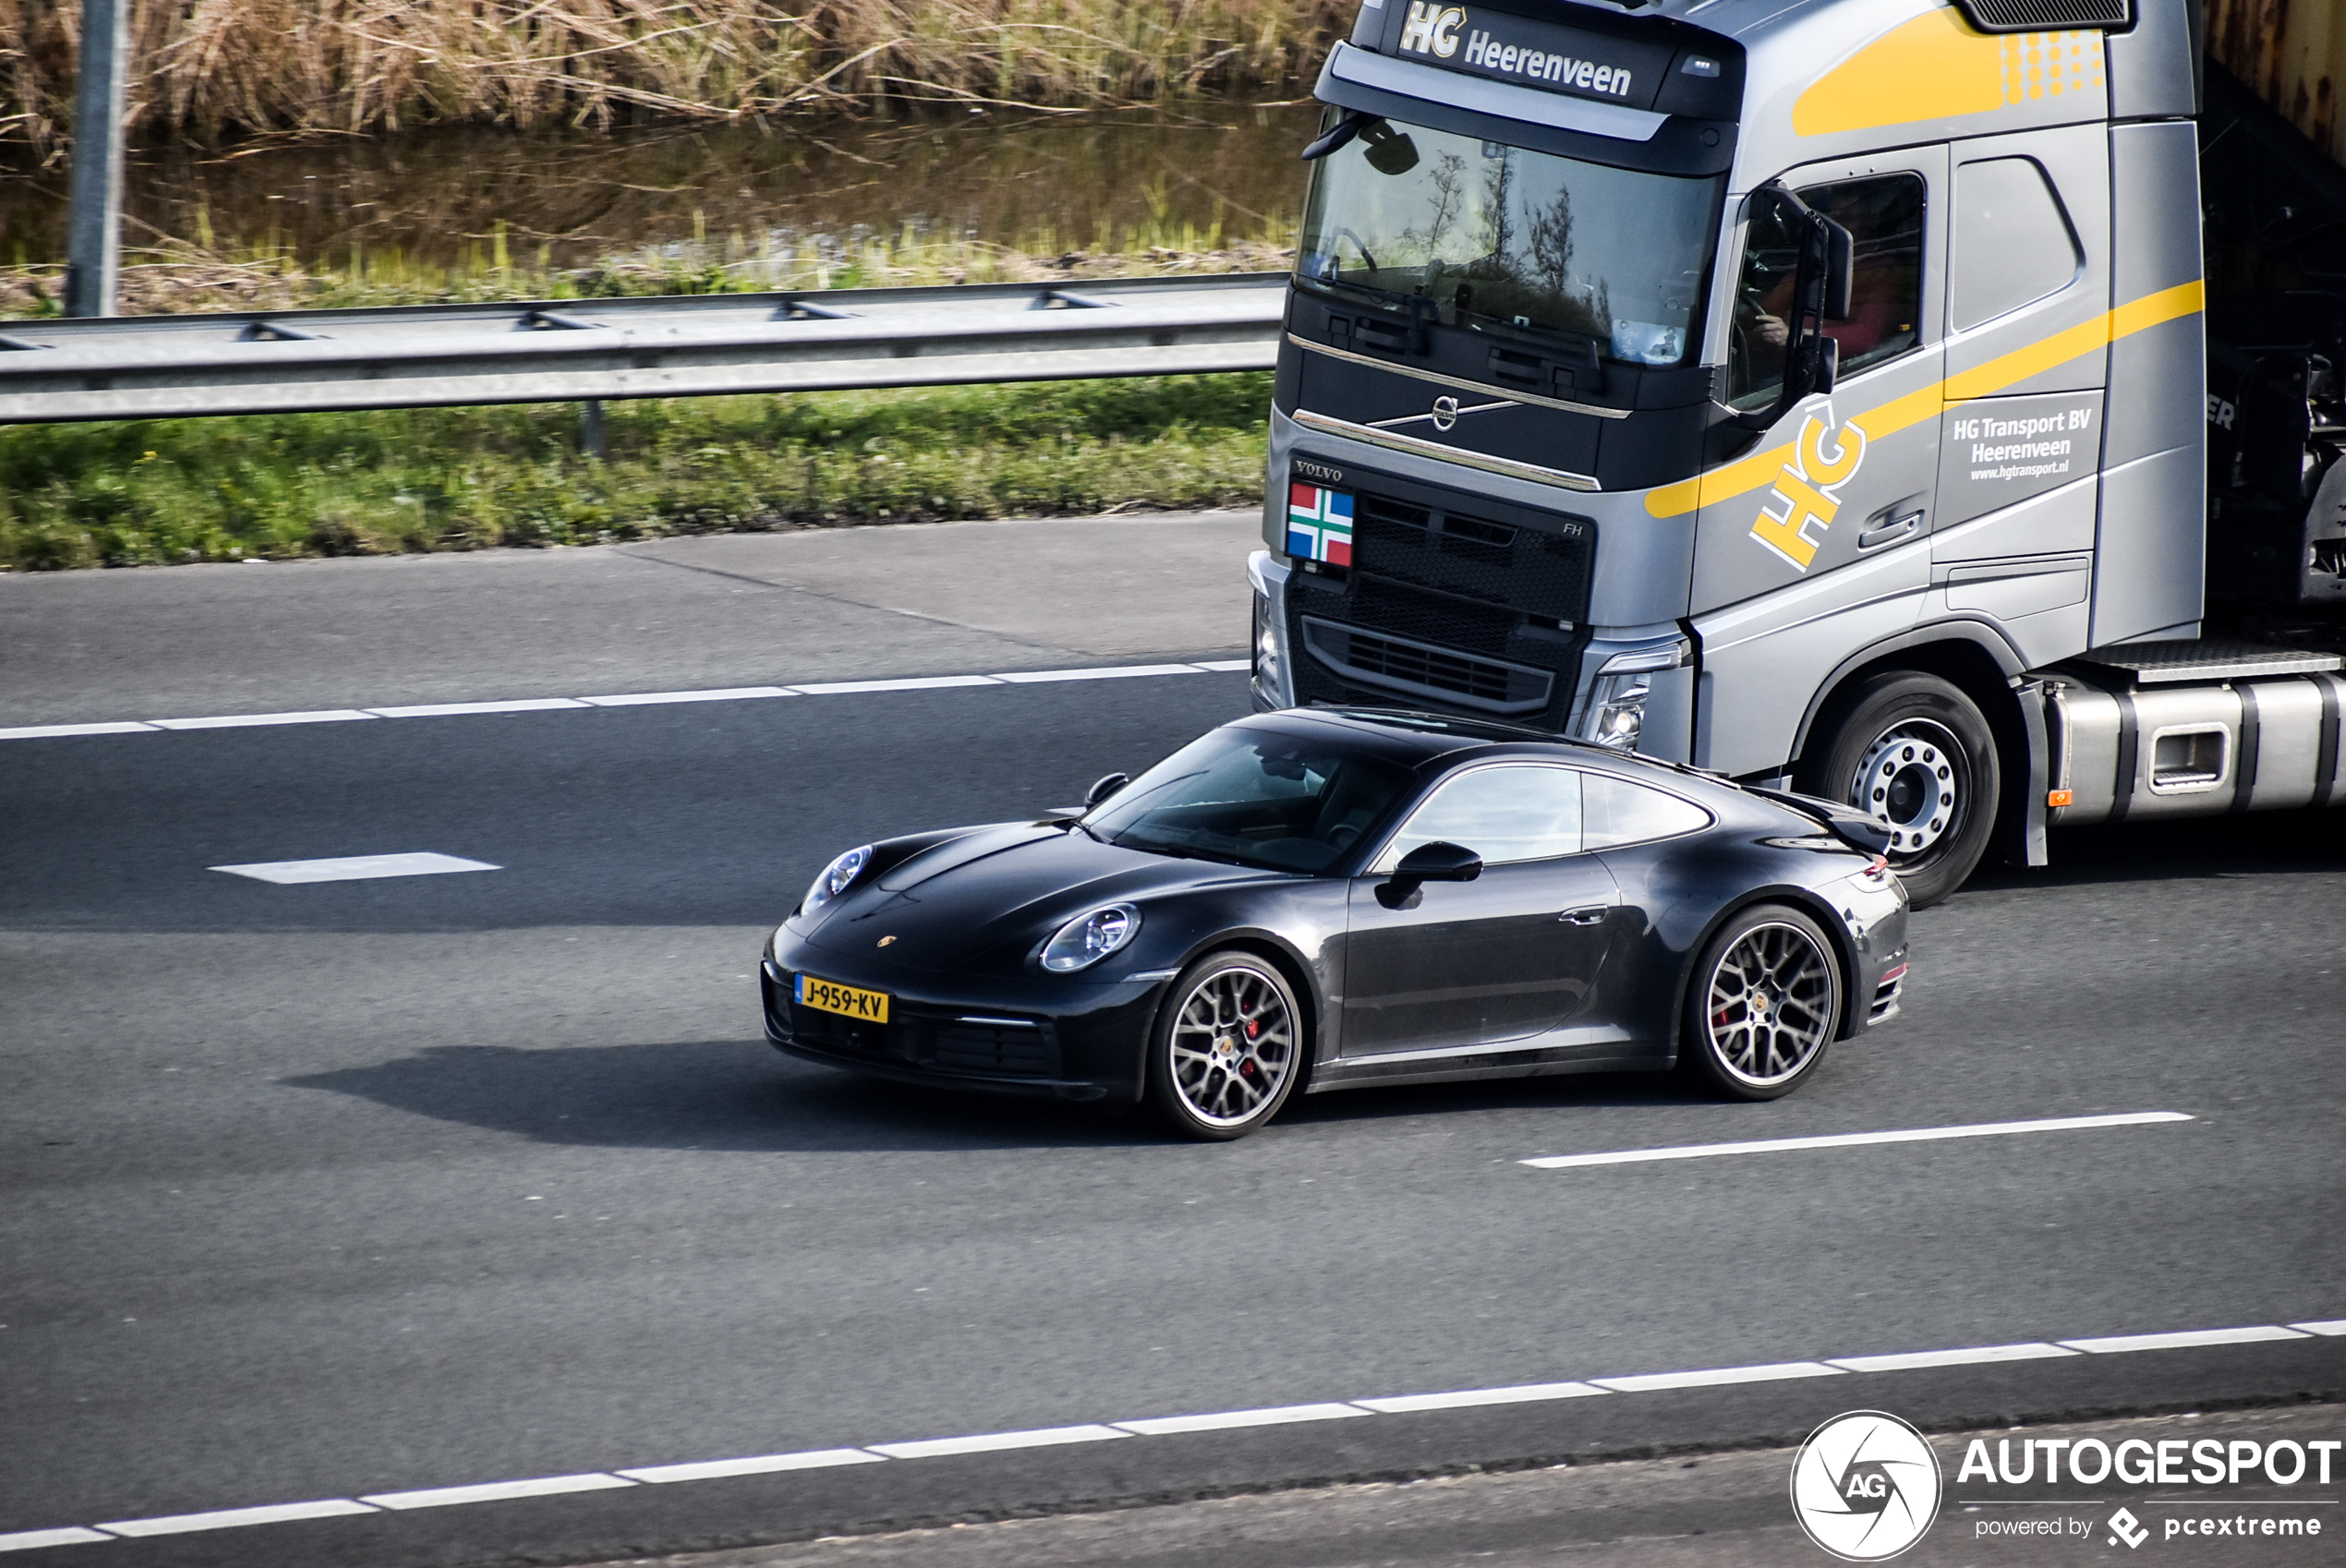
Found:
[1796,670,1998,909]
[1146,950,1305,1141]
[1679,903,1844,1101]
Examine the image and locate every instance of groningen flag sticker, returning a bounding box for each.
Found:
[1288,483,1355,566]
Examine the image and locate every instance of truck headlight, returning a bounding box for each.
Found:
[1252,594,1283,694]
[1579,639,1690,752]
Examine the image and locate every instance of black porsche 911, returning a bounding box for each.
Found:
[763,708,1909,1140]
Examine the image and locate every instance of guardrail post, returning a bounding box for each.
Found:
[65,0,129,319]
[580,399,607,459]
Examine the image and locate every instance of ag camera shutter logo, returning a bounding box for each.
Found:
[1790,1410,1942,1561]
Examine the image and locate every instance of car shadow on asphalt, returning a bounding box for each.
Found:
[284,1039,1719,1153]
[283,1039,1168,1152]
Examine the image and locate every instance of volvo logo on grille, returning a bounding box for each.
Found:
[1430,395,1460,431]
[1293,459,1344,485]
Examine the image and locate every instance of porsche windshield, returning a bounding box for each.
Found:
[1085,728,1414,874]
[1297,115,1722,368]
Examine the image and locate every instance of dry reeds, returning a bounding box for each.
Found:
[0,0,1346,148]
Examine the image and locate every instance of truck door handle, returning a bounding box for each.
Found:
[1560,906,1610,925]
[1858,511,1923,550]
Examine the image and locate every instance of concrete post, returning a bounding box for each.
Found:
[65,0,129,319]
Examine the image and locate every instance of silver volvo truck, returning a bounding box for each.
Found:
[1248,0,2345,904]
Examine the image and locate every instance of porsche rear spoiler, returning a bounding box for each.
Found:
[1746,786,1896,856]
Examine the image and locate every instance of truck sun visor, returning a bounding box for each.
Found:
[1324,42,1666,145]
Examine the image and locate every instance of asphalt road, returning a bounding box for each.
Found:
[3,532,2344,1567]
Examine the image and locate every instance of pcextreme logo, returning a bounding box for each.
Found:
[1791,1410,1943,1561]
[1750,404,1869,572]
[1397,2,1465,59]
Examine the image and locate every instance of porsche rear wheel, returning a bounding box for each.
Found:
[1680,904,1843,1101]
[1147,951,1303,1140]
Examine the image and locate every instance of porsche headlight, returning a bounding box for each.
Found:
[800,844,872,917]
[1041,903,1140,972]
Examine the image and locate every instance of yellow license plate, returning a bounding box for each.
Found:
[794,973,889,1024]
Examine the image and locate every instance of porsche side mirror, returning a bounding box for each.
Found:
[1380,840,1482,907]
[1085,772,1131,809]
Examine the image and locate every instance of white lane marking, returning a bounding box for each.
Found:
[991,664,1202,683]
[93,1500,379,1537]
[0,721,158,740]
[868,1425,1130,1460]
[4,659,1250,740]
[1354,1381,1604,1414]
[150,710,378,730]
[1519,1112,2194,1170]
[1590,1362,1844,1393]
[578,687,794,707]
[17,1311,2331,1548]
[359,1473,635,1510]
[792,675,1001,695]
[1826,1342,2079,1373]
[210,852,500,886]
[0,1527,115,1551]
[618,1449,884,1483]
[367,698,586,718]
[1111,1403,1373,1436]
[2059,1325,2312,1354]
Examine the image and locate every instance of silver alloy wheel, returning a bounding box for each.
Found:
[1167,963,1296,1129]
[1701,921,1836,1089]
[1847,718,1963,857]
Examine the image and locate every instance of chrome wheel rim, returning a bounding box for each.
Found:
[1703,923,1836,1088]
[1168,965,1295,1128]
[1847,718,1963,858]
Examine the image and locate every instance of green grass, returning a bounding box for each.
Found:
[0,375,1272,571]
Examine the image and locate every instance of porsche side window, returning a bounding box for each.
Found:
[1385,765,1582,867]
[1728,172,1924,411]
[1580,774,1711,850]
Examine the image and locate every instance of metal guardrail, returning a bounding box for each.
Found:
[0,274,1288,425]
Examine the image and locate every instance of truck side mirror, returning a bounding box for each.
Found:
[1741,184,1856,426]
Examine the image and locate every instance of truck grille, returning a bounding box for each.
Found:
[1300,618,1554,714]
[1286,473,1592,730]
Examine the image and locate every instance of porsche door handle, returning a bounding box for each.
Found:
[1559,906,1611,925]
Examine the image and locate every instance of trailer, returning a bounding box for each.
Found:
[1246,0,2344,904]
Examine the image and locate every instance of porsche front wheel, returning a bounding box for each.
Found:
[1147,952,1303,1140]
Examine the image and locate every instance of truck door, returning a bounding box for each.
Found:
[1688,149,1950,778]
[1932,124,2111,669]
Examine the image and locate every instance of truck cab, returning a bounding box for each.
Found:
[1250,0,2345,904]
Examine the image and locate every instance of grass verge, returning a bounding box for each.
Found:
[0,375,1272,572]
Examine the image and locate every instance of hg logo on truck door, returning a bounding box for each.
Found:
[1750,409,1869,572]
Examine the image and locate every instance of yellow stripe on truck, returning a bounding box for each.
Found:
[1642,280,2203,520]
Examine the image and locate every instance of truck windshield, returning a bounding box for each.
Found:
[1297,115,1722,368]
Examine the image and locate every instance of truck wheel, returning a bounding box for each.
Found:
[1797,672,1998,909]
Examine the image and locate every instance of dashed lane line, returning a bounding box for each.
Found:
[207,852,501,886]
[1,1313,2329,1552]
[0,660,1254,742]
[1518,1112,2193,1170]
